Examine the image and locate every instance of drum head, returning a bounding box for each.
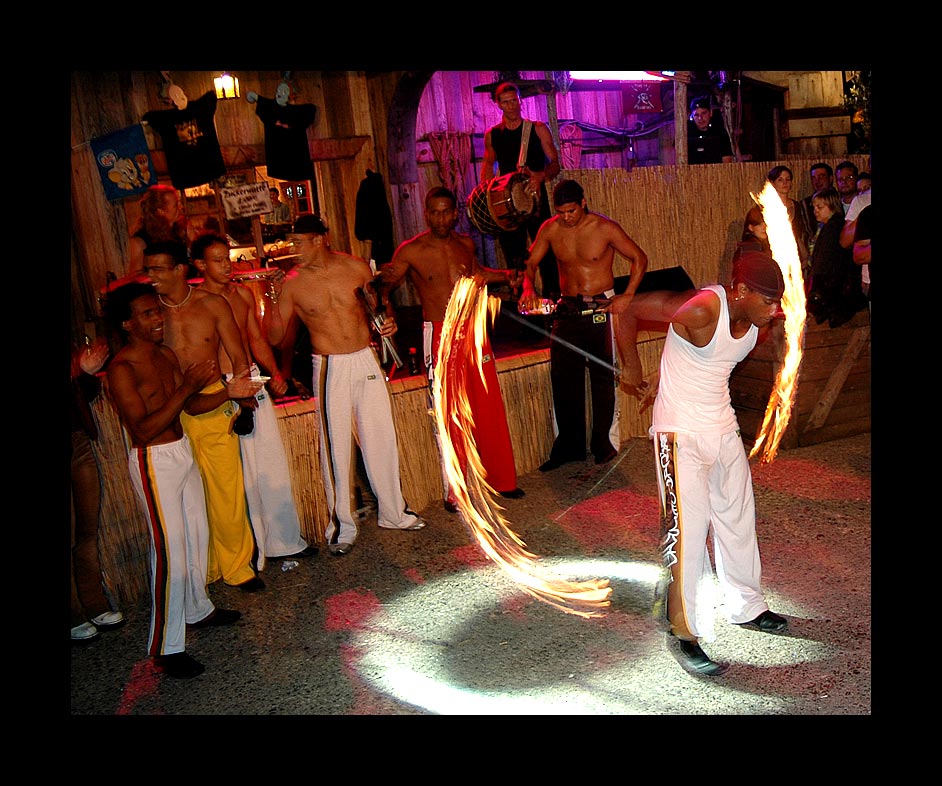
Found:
[467,173,536,236]
[467,182,502,235]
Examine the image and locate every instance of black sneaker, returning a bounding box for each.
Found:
[737,610,788,633]
[154,652,205,679]
[670,635,729,676]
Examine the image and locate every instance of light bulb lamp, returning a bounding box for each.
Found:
[214,72,240,100]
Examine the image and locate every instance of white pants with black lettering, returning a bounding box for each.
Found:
[652,429,768,642]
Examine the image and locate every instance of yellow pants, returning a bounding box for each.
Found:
[180,382,257,586]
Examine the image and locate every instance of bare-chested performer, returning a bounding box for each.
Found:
[104,281,261,679]
[143,240,264,591]
[265,213,425,557]
[519,178,649,471]
[376,186,524,512]
[192,234,316,569]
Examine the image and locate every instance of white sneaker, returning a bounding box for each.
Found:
[90,611,125,630]
[71,621,99,641]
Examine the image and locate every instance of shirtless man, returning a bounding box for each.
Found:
[143,240,264,591]
[265,213,425,557]
[104,281,260,679]
[520,178,648,471]
[376,186,524,511]
[192,234,316,569]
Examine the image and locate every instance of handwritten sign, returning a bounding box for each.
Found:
[220,183,272,220]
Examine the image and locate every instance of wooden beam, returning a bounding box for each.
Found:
[309,136,369,161]
[802,325,870,434]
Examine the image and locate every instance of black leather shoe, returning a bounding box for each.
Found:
[154,652,205,679]
[444,500,459,513]
[498,488,525,499]
[539,455,582,472]
[671,636,729,676]
[235,576,266,593]
[189,608,242,629]
[738,610,788,633]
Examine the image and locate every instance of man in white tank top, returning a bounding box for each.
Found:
[623,251,789,676]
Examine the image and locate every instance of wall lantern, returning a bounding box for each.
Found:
[214,72,240,100]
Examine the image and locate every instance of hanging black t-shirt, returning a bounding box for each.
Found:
[142,91,225,189]
[254,97,317,182]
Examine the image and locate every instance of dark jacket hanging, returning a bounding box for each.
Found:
[354,169,394,265]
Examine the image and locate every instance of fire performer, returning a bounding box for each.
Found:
[622,251,790,676]
[376,187,525,512]
[520,179,648,471]
[264,213,426,557]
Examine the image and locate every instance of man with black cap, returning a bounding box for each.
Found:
[687,95,734,164]
[623,250,789,675]
[265,213,426,556]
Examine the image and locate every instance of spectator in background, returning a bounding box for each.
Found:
[807,187,867,328]
[480,81,562,299]
[263,186,292,226]
[835,160,859,214]
[800,162,834,233]
[839,169,872,300]
[856,171,871,194]
[766,165,811,269]
[853,204,872,311]
[128,184,194,278]
[734,205,771,262]
[71,337,125,643]
[687,96,734,164]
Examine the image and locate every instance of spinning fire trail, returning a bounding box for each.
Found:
[749,181,807,464]
[432,276,612,618]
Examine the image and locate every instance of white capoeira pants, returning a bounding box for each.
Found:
[127,435,215,657]
[236,363,308,570]
[652,429,768,643]
[313,348,421,547]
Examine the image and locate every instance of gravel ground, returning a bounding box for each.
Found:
[70,433,871,716]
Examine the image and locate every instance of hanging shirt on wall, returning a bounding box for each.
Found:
[142,91,225,189]
[254,97,317,182]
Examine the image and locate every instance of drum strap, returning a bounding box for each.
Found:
[516,120,532,170]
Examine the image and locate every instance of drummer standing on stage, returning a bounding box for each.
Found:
[480,81,561,299]
[520,179,648,471]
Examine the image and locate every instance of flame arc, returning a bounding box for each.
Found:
[433,276,612,617]
[748,182,807,464]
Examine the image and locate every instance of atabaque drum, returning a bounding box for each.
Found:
[232,268,278,321]
[467,171,537,236]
